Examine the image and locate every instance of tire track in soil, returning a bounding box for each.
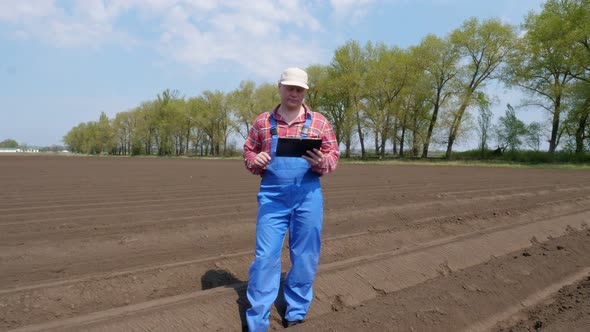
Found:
[2,191,588,287]
[1,198,588,330]
[7,207,589,332]
[297,230,590,332]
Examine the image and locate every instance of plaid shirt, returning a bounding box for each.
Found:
[244,104,340,176]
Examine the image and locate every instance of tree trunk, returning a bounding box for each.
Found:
[392,119,398,155]
[422,93,441,158]
[575,109,589,153]
[445,97,471,159]
[399,126,405,157]
[549,95,561,154]
[374,133,379,158]
[356,109,365,159]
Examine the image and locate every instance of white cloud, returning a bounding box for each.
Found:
[0,0,58,23]
[154,1,323,79]
[330,0,374,22]
[0,0,366,79]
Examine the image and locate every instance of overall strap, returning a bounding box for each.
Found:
[269,112,278,138]
[269,109,313,138]
[301,111,313,138]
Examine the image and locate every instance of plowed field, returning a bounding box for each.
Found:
[1,155,589,332]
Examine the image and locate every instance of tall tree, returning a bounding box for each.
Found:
[412,34,460,158]
[228,81,258,140]
[446,18,516,159]
[563,80,590,152]
[364,43,410,158]
[330,40,367,158]
[496,104,528,152]
[505,0,586,153]
[305,65,327,112]
[476,103,493,155]
[112,112,128,155]
[196,90,233,156]
[316,70,349,154]
[229,81,279,141]
[525,121,544,151]
[97,112,114,154]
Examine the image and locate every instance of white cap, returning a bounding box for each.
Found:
[278,67,309,89]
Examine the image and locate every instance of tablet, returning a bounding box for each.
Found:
[276,138,322,157]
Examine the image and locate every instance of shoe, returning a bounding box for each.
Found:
[283,319,304,328]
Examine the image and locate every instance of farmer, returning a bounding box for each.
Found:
[243,67,340,331]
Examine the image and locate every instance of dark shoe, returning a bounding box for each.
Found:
[283,319,304,328]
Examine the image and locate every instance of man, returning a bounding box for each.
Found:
[243,67,340,331]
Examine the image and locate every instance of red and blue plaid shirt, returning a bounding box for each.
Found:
[244,104,340,176]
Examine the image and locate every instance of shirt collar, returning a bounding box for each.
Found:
[272,104,311,121]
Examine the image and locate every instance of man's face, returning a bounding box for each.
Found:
[279,84,306,109]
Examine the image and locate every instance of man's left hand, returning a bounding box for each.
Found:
[303,148,323,167]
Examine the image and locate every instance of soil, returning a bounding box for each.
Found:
[1,155,589,332]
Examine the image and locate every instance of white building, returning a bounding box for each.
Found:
[0,148,20,153]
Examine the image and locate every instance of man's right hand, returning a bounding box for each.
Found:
[253,152,271,168]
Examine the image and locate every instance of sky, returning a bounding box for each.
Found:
[0,0,545,148]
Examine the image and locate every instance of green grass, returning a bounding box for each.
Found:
[340,157,590,169]
[338,149,590,170]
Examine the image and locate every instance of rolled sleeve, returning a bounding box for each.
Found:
[311,114,340,175]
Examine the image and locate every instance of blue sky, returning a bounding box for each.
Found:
[0,0,544,147]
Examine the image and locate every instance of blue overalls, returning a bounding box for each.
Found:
[246,112,324,332]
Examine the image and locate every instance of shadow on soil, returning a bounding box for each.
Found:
[201,269,289,331]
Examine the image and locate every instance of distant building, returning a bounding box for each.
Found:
[0,148,20,153]
[0,147,39,153]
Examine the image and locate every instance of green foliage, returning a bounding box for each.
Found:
[496,104,528,151]
[476,103,493,154]
[454,149,590,164]
[504,0,588,153]
[0,139,18,148]
[445,17,516,159]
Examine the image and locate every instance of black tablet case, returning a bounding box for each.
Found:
[276,138,322,157]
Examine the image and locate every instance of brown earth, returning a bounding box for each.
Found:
[0,155,589,332]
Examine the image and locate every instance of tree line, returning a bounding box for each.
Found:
[63,0,589,159]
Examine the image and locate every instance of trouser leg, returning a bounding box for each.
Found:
[283,187,323,322]
[246,192,289,332]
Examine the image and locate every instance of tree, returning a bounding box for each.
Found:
[196,90,233,156]
[446,18,516,159]
[97,112,114,154]
[525,121,544,151]
[364,43,410,158]
[476,103,493,155]
[0,139,18,148]
[112,112,131,155]
[315,69,350,154]
[496,104,528,152]
[187,96,209,155]
[228,81,279,141]
[505,0,586,153]
[305,65,327,112]
[228,80,258,140]
[330,40,367,158]
[563,80,590,152]
[412,34,460,158]
[401,79,432,158]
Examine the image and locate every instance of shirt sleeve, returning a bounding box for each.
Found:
[243,113,267,175]
[311,114,340,176]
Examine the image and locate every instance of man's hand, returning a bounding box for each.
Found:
[303,148,323,167]
[254,152,271,168]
